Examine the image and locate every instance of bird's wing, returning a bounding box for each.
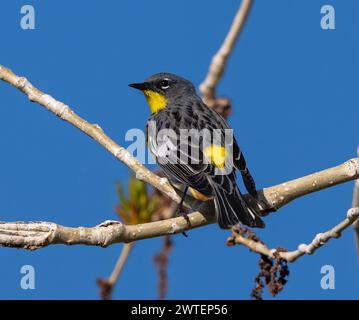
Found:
[203,104,258,197]
[147,114,214,197]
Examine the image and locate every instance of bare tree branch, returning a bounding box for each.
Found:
[228,207,359,263]
[2,64,357,214]
[97,242,135,300]
[258,157,359,211]
[352,147,359,253]
[0,213,210,249]
[200,0,253,104]
[1,64,359,254]
[108,242,135,284]
[0,65,180,205]
[0,157,358,250]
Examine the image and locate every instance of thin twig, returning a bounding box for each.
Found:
[228,207,359,263]
[109,242,135,286]
[200,0,253,105]
[97,242,135,300]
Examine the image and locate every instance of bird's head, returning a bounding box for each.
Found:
[129,73,196,113]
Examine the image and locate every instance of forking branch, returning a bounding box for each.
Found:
[228,207,359,263]
[97,242,135,300]
[0,65,180,205]
[0,1,356,302]
[0,64,359,256]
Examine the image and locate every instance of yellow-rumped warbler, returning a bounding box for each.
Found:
[129,73,264,229]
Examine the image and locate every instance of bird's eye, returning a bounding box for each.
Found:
[160,79,170,90]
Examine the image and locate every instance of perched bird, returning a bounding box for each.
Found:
[129,73,264,229]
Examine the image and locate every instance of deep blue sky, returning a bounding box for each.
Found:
[0,0,358,299]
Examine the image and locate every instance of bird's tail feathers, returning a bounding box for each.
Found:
[210,182,265,229]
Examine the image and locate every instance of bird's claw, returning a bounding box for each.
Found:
[176,211,191,237]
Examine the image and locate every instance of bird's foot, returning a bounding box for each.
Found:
[176,209,191,237]
[249,194,276,216]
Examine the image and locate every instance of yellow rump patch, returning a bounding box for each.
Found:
[143,90,167,113]
[203,145,228,169]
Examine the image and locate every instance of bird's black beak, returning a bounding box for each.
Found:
[128,82,149,91]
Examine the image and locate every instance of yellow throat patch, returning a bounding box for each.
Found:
[143,90,167,113]
[203,145,228,169]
